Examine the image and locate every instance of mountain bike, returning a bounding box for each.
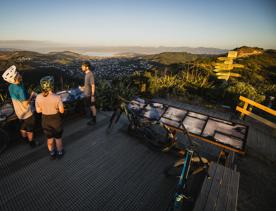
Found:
[165,123,209,211]
[107,96,178,151]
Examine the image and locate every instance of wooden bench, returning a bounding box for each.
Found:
[193,162,240,211]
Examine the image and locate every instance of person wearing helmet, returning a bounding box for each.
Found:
[35,76,65,159]
[2,65,36,147]
[80,61,96,125]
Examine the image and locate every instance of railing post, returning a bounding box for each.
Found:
[240,102,248,119]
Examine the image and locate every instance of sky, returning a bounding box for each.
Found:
[0,0,275,49]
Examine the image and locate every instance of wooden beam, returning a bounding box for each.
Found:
[236,106,276,129]
[239,96,276,116]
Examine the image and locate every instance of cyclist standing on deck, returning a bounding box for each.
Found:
[80,61,97,125]
[35,76,64,159]
[2,65,37,147]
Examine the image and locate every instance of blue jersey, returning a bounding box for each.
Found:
[9,83,32,119]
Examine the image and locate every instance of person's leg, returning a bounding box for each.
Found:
[55,138,64,157]
[90,105,96,122]
[20,129,27,139]
[84,97,91,118]
[47,138,56,159]
[26,132,33,142]
[87,97,96,125]
[26,115,36,146]
[47,138,54,151]
[54,116,64,157]
[90,97,96,123]
[55,138,63,151]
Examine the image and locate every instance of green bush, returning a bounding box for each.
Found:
[225,82,265,106]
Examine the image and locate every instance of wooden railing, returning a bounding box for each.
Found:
[236,96,276,129]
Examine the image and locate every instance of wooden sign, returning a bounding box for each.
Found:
[216,72,241,77]
[215,63,234,70]
[224,60,233,65]
[217,75,230,80]
[214,51,243,81]
[216,72,230,76]
[214,63,244,70]
[232,64,244,68]
[229,73,241,77]
[227,51,238,58]
[213,68,225,72]
[217,57,231,61]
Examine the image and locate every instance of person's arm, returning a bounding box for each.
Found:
[58,96,64,114]
[35,97,42,113]
[22,91,36,108]
[90,73,95,101]
[22,100,29,108]
[91,84,95,96]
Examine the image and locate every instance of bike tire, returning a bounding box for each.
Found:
[108,109,122,129]
[143,127,169,152]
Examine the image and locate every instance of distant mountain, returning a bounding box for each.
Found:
[77,46,228,55]
[0,40,64,52]
[0,40,228,55]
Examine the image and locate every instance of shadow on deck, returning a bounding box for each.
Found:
[0,113,177,211]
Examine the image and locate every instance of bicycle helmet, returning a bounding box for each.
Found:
[2,65,18,84]
[40,76,54,92]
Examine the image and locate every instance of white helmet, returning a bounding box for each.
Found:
[2,65,18,84]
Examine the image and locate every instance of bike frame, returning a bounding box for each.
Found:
[173,149,193,210]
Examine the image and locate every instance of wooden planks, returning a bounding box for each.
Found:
[193,162,240,211]
[0,115,177,211]
[193,162,218,211]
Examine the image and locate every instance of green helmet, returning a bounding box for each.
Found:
[40,76,54,92]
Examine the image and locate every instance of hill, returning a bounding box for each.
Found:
[142,52,212,65]
[0,47,275,109]
[0,50,87,95]
[139,47,276,107]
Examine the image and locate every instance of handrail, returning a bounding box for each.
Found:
[236,96,276,129]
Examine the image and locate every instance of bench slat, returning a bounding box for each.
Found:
[193,162,218,211]
[215,166,232,211]
[193,162,240,211]
[226,170,240,211]
[204,164,225,211]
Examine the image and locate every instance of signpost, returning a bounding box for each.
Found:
[227,51,238,58]
[213,51,244,81]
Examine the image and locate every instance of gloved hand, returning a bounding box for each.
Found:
[91,96,95,103]
[78,86,84,92]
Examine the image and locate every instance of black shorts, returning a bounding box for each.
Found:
[42,114,63,139]
[84,96,96,107]
[20,115,35,132]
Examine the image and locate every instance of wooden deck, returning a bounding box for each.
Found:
[1,98,276,211]
[0,113,177,211]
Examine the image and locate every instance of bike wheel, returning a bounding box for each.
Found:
[143,127,171,151]
[108,109,122,129]
[164,159,184,177]
[0,128,9,154]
